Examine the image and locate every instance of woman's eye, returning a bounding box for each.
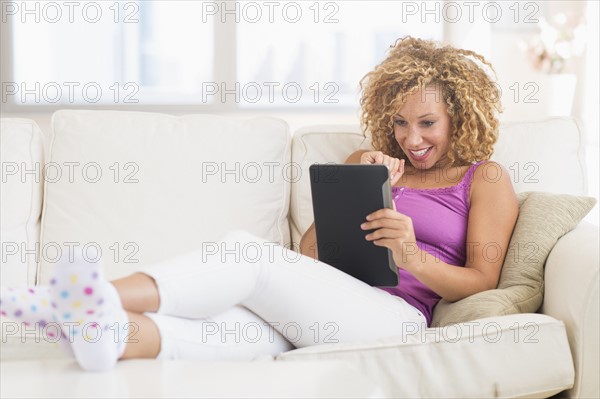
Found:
[394,120,406,126]
[422,121,435,127]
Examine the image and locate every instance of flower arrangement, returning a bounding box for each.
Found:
[524,14,585,74]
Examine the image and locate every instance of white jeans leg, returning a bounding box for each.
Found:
[146,305,295,360]
[140,230,425,348]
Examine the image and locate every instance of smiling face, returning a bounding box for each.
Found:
[393,86,453,170]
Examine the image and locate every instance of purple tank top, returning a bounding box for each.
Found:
[378,160,487,326]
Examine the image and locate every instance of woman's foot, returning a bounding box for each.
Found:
[1,286,53,331]
[50,253,128,371]
[0,285,74,357]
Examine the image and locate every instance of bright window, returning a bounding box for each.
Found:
[9,1,213,106]
[236,1,443,107]
[6,0,442,109]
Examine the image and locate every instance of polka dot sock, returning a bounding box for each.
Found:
[50,254,128,372]
[0,286,74,357]
[1,286,53,331]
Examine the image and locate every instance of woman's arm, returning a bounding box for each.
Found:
[299,223,318,259]
[364,161,519,302]
[411,162,517,301]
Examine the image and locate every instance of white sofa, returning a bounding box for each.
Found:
[1,111,598,398]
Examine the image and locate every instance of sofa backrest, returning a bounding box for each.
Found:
[36,110,292,282]
[1,119,45,286]
[289,117,588,246]
[0,113,588,285]
[493,117,588,195]
[288,124,371,248]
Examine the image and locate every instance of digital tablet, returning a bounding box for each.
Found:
[309,164,399,287]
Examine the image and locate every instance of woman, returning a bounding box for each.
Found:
[1,37,518,371]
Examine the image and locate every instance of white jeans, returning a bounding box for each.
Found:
[139,230,426,360]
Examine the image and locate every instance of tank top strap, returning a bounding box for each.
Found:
[461,160,489,203]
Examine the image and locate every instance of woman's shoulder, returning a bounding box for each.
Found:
[471,160,511,185]
[469,160,516,204]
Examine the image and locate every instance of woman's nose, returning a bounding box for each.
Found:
[404,127,423,147]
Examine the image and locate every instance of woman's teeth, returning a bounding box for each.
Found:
[410,147,431,157]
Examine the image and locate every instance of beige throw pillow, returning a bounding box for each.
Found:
[431,191,597,327]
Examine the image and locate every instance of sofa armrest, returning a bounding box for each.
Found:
[540,221,599,399]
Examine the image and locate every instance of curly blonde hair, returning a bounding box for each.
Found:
[360,36,503,166]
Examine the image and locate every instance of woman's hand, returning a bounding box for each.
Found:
[359,151,405,187]
[360,207,421,272]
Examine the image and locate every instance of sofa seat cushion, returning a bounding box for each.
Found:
[276,313,574,398]
[39,110,291,282]
[1,314,574,398]
[0,118,45,286]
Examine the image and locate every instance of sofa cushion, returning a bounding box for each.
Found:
[432,192,597,327]
[276,313,575,398]
[39,110,291,282]
[289,125,371,248]
[490,117,587,196]
[0,118,45,286]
